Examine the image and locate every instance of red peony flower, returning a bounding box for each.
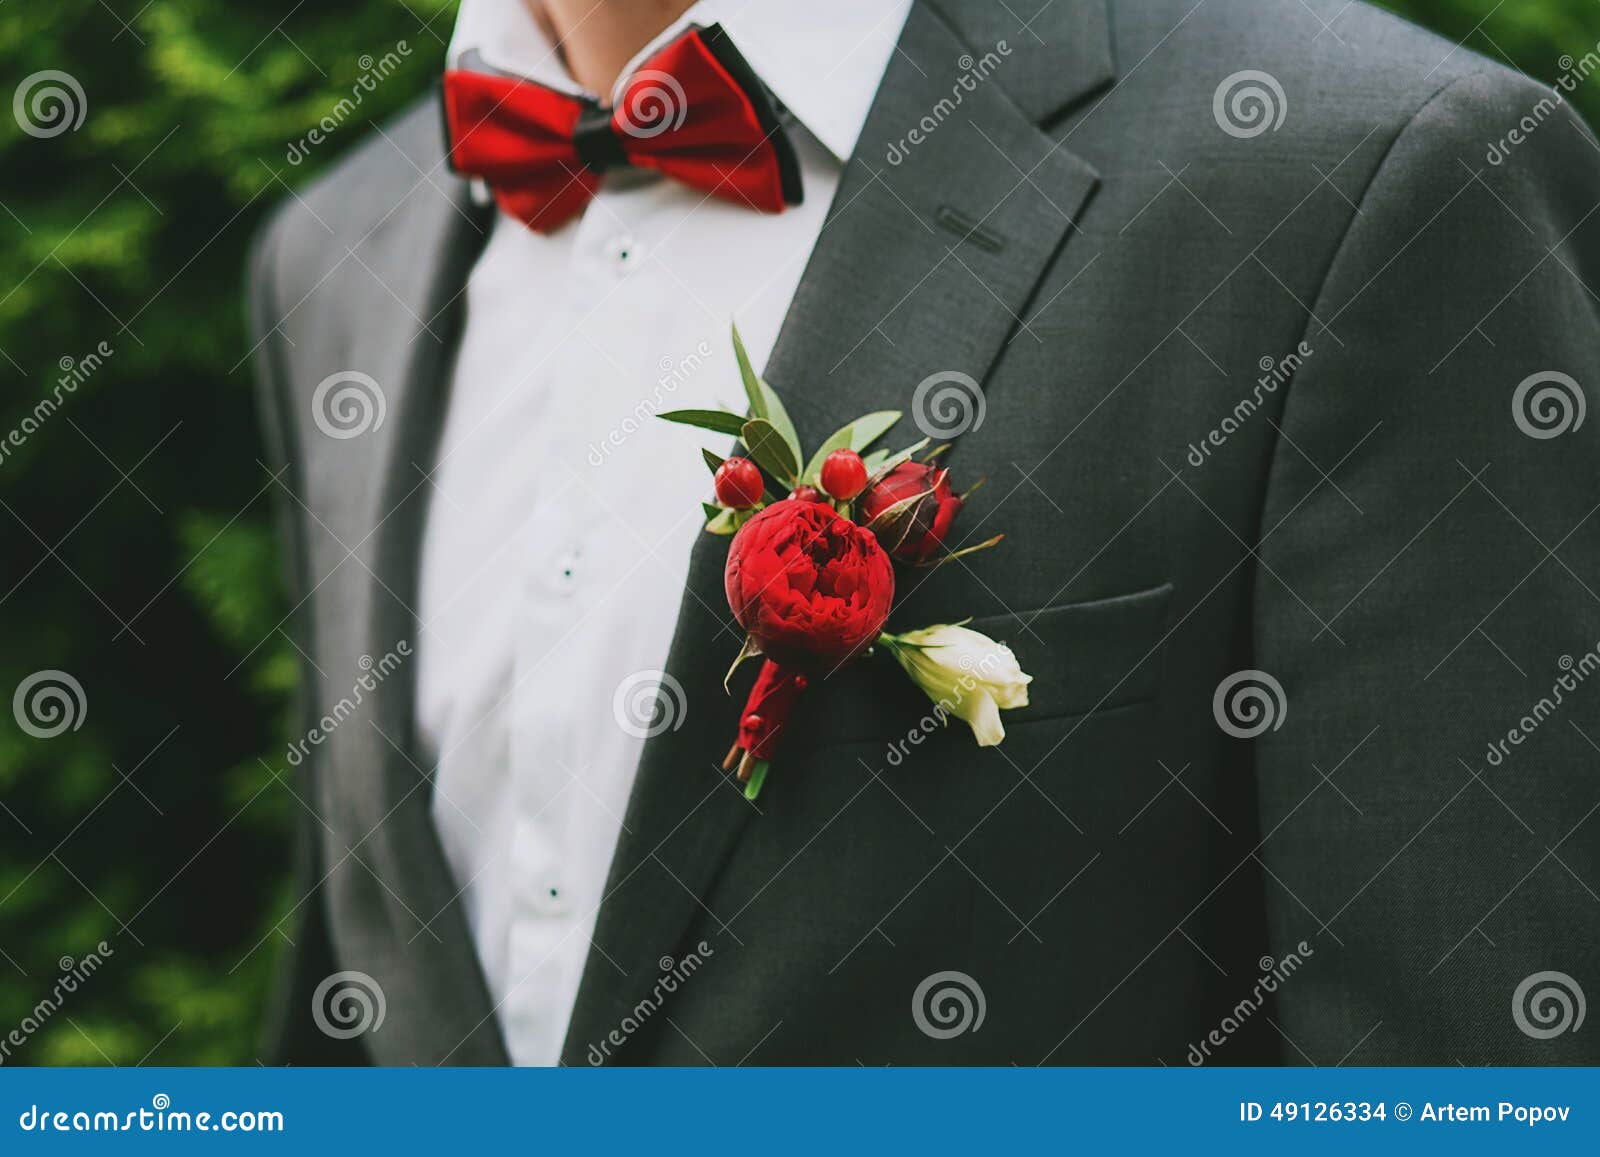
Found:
[857,462,964,562]
[724,500,894,668]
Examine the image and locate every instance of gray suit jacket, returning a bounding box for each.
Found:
[249,0,1600,1064]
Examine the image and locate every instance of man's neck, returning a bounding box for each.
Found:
[532,0,700,95]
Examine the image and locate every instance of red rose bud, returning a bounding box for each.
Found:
[725,500,894,668]
[819,448,868,501]
[858,461,964,562]
[714,457,764,509]
[734,663,809,760]
[789,484,825,503]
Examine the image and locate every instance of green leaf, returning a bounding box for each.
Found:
[705,502,765,535]
[660,409,747,436]
[730,322,768,420]
[742,417,799,484]
[730,321,803,479]
[761,383,803,474]
[849,411,902,452]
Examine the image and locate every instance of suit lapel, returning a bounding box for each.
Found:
[560,0,1107,1063]
[765,0,1105,451]
[332,107,509,1064]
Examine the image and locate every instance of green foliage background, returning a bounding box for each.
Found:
[0,0,1594,1065]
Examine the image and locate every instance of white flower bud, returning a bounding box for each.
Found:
[881,623,1031,746]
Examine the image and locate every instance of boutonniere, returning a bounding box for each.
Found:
[660,325,1033,800]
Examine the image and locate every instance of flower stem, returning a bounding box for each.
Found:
[743,759,770,800]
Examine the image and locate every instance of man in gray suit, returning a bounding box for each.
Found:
[250,0,1600,1065]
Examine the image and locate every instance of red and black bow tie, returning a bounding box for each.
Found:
[443,24,802,233]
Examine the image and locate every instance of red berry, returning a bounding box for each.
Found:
[820,448,868,501]
[790,484,825,503]
[714,457,764,509]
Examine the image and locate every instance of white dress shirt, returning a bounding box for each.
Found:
[417,0,910,1065]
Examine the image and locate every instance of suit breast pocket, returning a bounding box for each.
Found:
[789,581,1175,751]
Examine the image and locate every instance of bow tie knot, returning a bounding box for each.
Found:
[444,24,802,233]
[571,103,631,172]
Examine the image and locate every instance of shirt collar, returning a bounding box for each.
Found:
[446,0,911,163]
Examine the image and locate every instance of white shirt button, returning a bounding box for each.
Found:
[603,233,640,270]
[534,881,570,916]
[555,549,579,591]
[531,547,581,599]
